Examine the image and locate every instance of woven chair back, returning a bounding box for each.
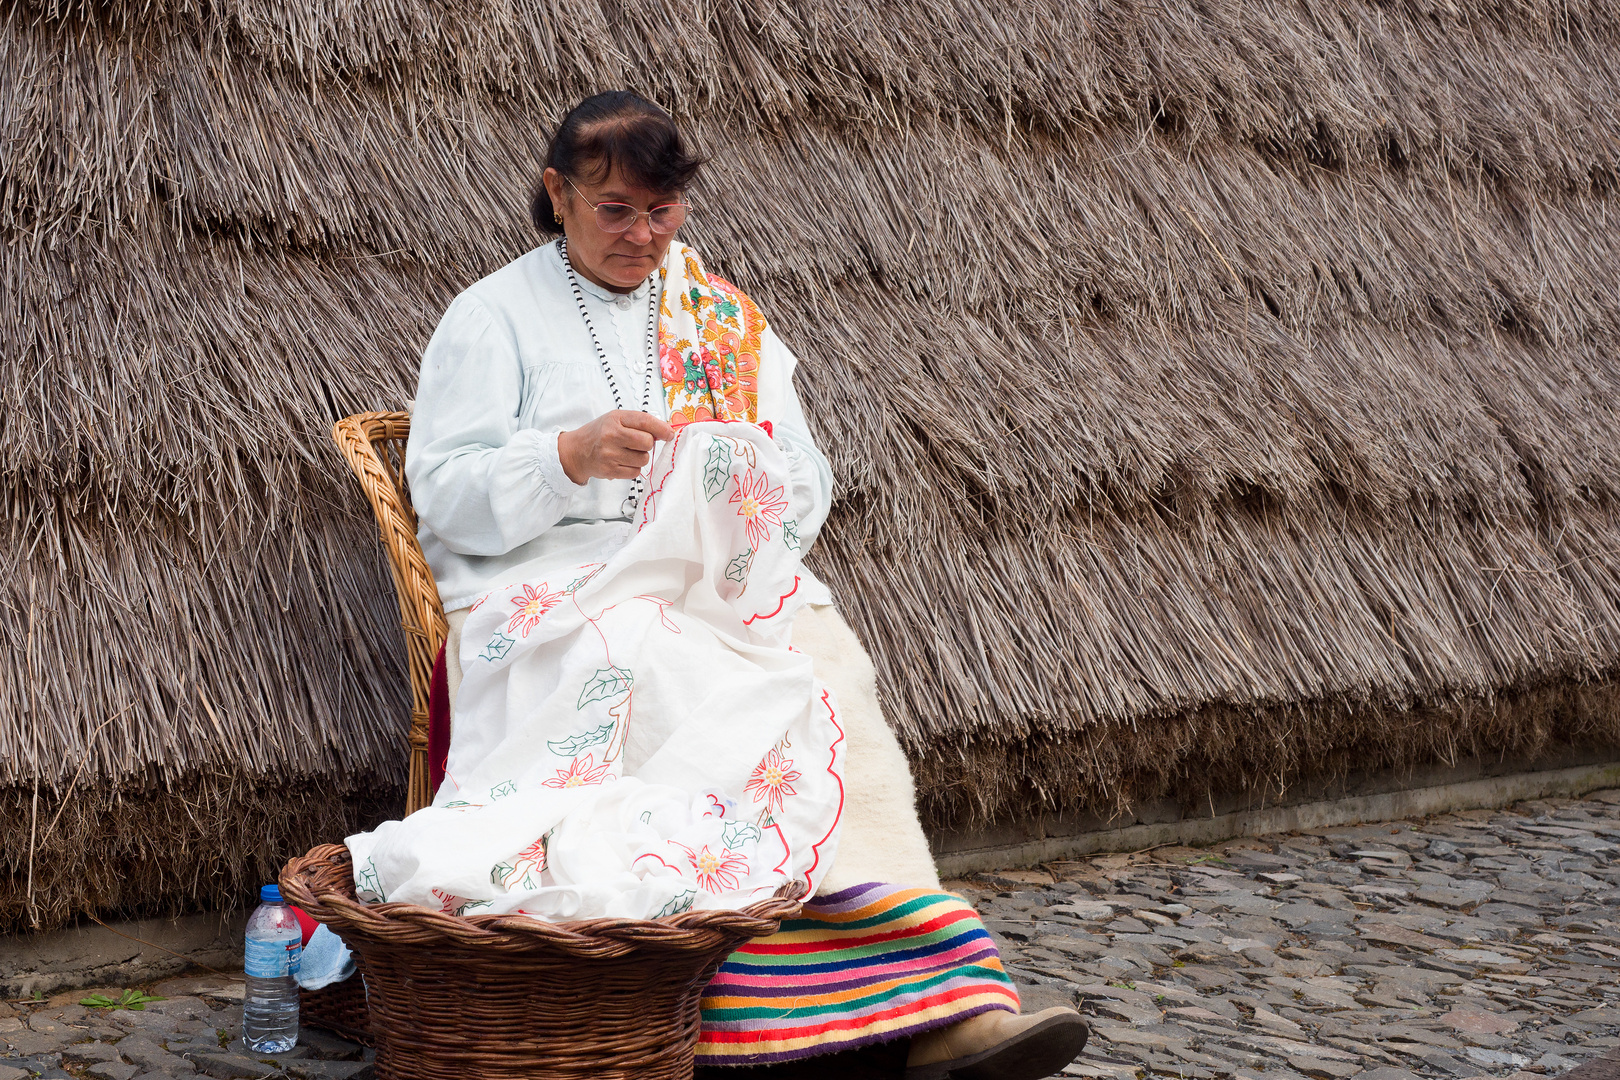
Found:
[332,412,446,813]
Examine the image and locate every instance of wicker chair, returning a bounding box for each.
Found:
[331,411,446,814]
[294,411,802,1078]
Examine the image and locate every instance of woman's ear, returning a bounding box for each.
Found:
[542,167,566,222]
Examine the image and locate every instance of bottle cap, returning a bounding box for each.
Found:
[259,884,284,903]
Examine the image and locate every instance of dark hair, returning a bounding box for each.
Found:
[530,91,704,237]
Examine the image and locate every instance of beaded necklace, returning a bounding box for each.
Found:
[558,237,661,516]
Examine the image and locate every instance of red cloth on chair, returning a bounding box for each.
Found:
[428,642,450,799]
[290,905,319,947]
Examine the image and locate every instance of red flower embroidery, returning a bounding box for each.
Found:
[687,845,750,893]
[493,834,548,889]
[745,748,802,815]
[542,753,611,790]
[516,837,548,869]
[508,582,566,637]
[729,470,789,550]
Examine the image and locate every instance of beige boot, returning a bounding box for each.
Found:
[905,1006,1090,1079]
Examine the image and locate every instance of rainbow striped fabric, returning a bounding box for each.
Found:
[695,882,1020,1064]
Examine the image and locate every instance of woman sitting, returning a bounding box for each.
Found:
[381,90,1090,1079]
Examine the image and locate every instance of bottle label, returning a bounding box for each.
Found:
[244,938,302,978]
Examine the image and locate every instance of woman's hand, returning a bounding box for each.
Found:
[558,410,676,484]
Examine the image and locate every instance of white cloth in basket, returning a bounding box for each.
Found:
[346,422,844,921]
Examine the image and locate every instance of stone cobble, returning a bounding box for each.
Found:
[0,979,371,1080]
[955,790,1620,1080]
[3,791,1617,1079]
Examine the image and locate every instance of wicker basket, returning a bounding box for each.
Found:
[299,977,373,1045]
[282,844,803,1080]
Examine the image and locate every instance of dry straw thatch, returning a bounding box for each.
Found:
[5,0,1620,928]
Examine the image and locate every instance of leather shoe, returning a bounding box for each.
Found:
[904,1007,1091,1079]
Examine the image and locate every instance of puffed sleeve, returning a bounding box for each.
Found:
[754,325,834,553]
[405,294,584,556]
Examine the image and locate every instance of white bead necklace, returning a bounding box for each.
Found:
[558,237,661,517]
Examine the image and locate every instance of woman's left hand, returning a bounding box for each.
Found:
[557,409,676,484]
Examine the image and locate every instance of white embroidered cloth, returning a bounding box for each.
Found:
[346,422,844,921]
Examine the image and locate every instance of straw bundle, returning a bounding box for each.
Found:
[5,0,1620,928]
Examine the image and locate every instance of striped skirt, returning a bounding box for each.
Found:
[695,882,1020,1065]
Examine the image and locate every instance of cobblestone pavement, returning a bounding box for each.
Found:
[956,790,1620,1080]
[2,791,1617,1079]
[0,974,370,1080]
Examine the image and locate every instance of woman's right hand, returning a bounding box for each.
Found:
[558,410,677,484]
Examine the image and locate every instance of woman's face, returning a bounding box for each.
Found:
[544,164,680,292]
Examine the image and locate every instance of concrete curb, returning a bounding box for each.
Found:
[933,757,1620,877]
[0,911,246,999]
[8,754,1618,996]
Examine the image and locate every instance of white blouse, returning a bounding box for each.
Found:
[406,242,836,612]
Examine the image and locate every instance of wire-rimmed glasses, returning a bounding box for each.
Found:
[567,177,690,235]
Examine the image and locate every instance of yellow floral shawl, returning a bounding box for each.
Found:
[656,244,765,430]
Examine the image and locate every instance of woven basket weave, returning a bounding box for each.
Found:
[298,978,373,1045]
[282,845,802,1080]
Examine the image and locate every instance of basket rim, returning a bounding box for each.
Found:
[281,844,804,958]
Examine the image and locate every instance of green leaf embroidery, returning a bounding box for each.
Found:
[703,439,732,501]
[783,520,800,551]
[491,861,515,885]
[490,780,518,800]
[725,551,752,583]
[656,889,697,918]
[456,899,494,916]
[566,564,605,594]
[357,859,386,902]
[479,631,516,662]
[722,820,762,849]
[715,297,740,320]
[547,722,615,757]
[577,666,634,709]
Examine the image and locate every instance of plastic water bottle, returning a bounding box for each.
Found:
[243,884,301,1052]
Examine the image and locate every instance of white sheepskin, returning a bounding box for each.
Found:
[444,607,470,705]
[789,605,941,894]
[442,602,940,896]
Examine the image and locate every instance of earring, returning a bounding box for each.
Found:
[554,210,562,223]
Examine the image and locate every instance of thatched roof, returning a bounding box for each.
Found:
[6,0,1620,928]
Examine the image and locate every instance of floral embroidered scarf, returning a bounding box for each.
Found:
[656,244,763,429]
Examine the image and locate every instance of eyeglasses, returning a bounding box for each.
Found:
[566,177,689,235]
